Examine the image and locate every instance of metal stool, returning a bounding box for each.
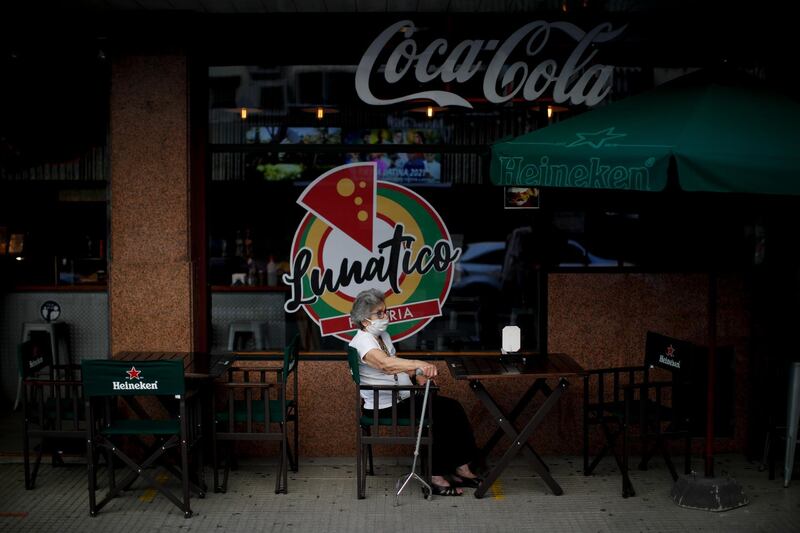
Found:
[14,321,71,410]
[784,362,800,487]
[227,321,269,351]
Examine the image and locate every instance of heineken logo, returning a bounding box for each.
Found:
[284,162,460,342]
[658,344,681,369]
[112,366,159,390]
[566,127,627,149]
[498,155,655,191]
[28,357,44,369]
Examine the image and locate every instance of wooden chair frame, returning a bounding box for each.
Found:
[20,338,85,490]
[347,347,436,499]
[583,364,691,497]
[212,334,299,494]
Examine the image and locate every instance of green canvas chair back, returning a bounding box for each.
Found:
[346,346,360,385]
[81,360,185,397]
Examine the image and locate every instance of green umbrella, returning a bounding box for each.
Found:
[491,70,800,195]
[491,70,800,509]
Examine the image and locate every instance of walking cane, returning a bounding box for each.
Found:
[395,369,432,506]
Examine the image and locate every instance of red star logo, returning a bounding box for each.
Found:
[665,344,675,358]
[126,366,142,380]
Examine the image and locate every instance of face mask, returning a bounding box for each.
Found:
[365,317,389,336]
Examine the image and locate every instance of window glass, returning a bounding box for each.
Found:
[0,54,109,288]
[206,64,753,354]
[207,65,551,353]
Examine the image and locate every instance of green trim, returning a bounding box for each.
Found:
[100,419,180,435]
[215,400,294,424]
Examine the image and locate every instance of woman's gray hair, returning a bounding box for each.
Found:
[350,288,386,329]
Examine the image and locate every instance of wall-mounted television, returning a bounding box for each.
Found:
[344,128,444,186]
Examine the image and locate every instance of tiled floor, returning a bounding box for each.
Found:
[0,453,797,532]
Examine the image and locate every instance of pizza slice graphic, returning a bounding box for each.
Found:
[296,163,376,253]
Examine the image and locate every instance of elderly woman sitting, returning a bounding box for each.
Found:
[348,288,482,496]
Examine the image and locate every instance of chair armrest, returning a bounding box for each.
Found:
[358,384,439,392]
[620,380,674,390]
[217,382,276,389]
[183,389,201,401]
[24,378,83,386]
[52,364,82,371]
[584,365,647,377]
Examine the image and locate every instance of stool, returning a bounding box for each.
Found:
[227,322,269,351]
[510,307,535,326]
[784,361,800,487]
[14,321,71,410]
[447,310,480,338]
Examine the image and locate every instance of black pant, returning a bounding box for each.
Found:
[365,394,478,475]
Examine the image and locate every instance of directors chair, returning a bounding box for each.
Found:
[583,332,695,497]
[20,339,85,489]
[82,359,204,518]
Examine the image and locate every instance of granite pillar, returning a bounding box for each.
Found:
[109,54,196,354]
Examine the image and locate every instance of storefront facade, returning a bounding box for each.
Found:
[2,4,796,457]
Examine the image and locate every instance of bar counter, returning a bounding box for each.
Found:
[232,349,541,361]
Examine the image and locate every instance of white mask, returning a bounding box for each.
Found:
[365,317,389,336]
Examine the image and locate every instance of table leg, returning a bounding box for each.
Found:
[478,379,547,461]
[471,378,568,498]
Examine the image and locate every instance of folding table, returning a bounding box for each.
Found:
[447,353,584,498]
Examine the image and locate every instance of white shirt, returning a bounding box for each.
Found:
[349,329,412,410]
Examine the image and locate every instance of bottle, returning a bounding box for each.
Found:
[235,230,244,258]
[267,255,278,286]
[247,258,256,286]
[244,228,254,258]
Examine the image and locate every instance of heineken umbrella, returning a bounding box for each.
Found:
[491,70,800,195]
[491,70,800,510]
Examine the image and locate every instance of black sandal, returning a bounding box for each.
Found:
[447,474,484,489]
[431,484,462,496]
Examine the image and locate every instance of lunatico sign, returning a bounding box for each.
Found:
[284,163,460,342]
[356,19,626,109]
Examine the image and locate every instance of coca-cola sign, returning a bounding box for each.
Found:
[356,20,626,108]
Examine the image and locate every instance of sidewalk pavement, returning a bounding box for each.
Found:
[0,454,797,532]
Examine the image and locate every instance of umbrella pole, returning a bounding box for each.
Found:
[671,270,747,511]
[705,271,717,477]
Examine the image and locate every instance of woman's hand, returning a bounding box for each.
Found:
[416,362,438,379]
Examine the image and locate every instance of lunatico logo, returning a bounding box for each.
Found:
[284,162,461,342]
[112,366,159,390]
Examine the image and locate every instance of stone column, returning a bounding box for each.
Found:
[109,54,195,354]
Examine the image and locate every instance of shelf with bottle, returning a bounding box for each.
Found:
[211,284,289,292]
[56,256,107,285]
